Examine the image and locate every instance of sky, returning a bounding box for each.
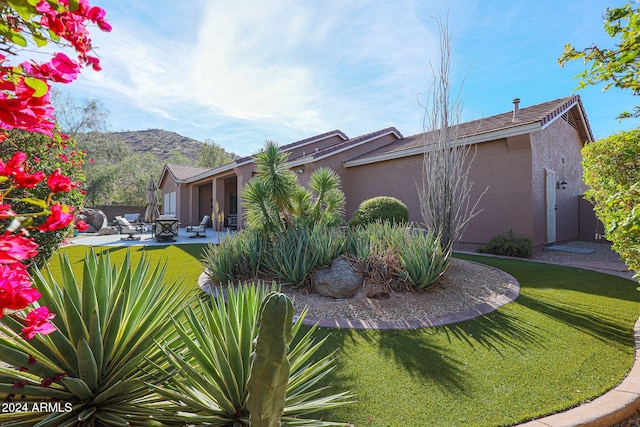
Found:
[56,0,640,157]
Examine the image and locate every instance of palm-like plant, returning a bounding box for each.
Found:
[0,249,188,426]
[153,283,352,426]
[243,143,346,233]
[307,167,345,227]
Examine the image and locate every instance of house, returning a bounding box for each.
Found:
[158,95,594,251]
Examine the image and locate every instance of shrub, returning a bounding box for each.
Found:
[583,129,640,281]
[262,226,319,286]
[349,196,409,227]
[396,230,450,290]
[204,224,348,286]
[0,249,189,426]
[482,229,533,258]
[203,229,267,283]
[348,221,450,291]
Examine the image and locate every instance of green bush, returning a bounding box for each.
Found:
[349,196,409,227]
[481,229,533,258]
[583,129,640,281]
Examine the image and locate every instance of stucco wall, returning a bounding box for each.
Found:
[345,137,534,249]
[530,113,587,247]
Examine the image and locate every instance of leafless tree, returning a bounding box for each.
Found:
[417,16,486,253]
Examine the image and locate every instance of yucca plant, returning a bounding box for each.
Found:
[0,249,188,426]
[152,283,352,426]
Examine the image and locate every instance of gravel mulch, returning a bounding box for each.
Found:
[281,257,513,324]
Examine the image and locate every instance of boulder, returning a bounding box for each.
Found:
[97,226,118,235]
[313,256,363,299]
[78,208,108,233]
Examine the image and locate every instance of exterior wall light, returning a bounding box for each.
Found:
[557,179,568,190]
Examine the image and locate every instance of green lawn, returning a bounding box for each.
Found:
[49,246,640,427]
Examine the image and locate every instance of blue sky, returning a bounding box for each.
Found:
[58,0,640,156]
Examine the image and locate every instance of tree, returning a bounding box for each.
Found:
[558,2,640,119]
[51,88,110,137]
[198,138,236,168]
[417,17,485,253]
[559,3,640,280]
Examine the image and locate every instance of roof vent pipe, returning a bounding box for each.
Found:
[512,98,521,122]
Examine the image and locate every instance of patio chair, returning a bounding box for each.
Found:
[115,216,144,241]
[186,215,209,238]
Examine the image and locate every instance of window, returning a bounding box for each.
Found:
[163,192,176,216]
[229,194,238,215]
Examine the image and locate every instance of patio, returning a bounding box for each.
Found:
[66,228,229,247]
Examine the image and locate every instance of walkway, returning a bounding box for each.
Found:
[66,228,229,247]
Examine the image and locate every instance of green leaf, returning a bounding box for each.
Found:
[24,77,48,98]
[77,337,98,391]
[10,31,28,47]
[67,0,79,12]
[16,198,48,209]
[6,0,35,20]
[61,377,93,400]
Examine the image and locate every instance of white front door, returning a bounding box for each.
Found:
[545,168,556,243]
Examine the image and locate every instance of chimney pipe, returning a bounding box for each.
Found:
[512,98,521,122]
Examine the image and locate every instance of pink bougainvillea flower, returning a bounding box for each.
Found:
[74,220,89,232]
[0,232,39,264]
[22,306,56,339]
[0,204,16,219]
[0,152,27,177]
[36,203,75,232]
[14,169,46,189]
[0,264,41,317]
[0,152,46,188]
[46,168,79,193]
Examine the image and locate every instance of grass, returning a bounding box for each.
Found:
[47,247,640,426]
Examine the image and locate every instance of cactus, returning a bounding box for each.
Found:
[246,292,294,427]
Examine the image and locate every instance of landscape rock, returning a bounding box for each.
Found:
[78,208,108,233]
[97,226,118,235]
[313,256,363,299]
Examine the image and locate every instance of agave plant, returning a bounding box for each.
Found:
[152,283,352,426]
[0,249,188,426]
[396,229,451,290]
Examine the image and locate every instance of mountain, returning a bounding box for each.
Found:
[110,129,207,163]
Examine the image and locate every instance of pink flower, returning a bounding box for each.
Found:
[0,204,16,219]
[0,264,41,317]
[22,306,56,340]
[0,152,46,188]
[46,168,79,193]
[74,220,89,232]
[36,203,75,232]
[0,232,39,264]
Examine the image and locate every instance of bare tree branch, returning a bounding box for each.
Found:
[417,16,487,253]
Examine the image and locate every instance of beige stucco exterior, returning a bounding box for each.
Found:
[158,96,593,252]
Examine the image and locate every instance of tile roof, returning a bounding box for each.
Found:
[166,163,212,181]
[346,95,593,163]
[232,129,348,164]
[312,127,402,159]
